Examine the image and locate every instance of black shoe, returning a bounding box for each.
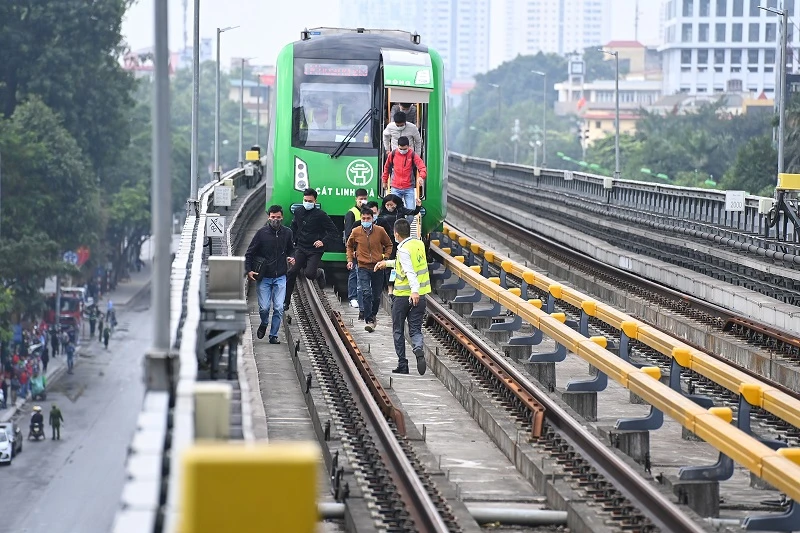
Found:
[358,312,364,321]
[269,336,280,344]
[283,303,290,312]
[392,366,409,374]
[414,347,426,375]
[256,325,267,339]
[365,320,375,333]
[316,268,326,287]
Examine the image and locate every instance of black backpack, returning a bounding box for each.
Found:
[386,149,418,178]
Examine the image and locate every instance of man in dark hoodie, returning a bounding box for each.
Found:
[284,188,339,310]
[377,193,421,294]
[245,205,295,344]
[343,188,369,310]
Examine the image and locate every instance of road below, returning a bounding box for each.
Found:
[0,298,152,533]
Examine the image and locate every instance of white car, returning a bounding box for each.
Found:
[0,430,12,465]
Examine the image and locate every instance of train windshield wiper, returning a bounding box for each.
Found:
[330,108,376,159]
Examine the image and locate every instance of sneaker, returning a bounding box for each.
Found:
[316,268,326,288]
[349,299,359,308]
[256,325,267,339]
[365,320,375,333]
[283,303,290,312]
[358,312,364,321]
[269,336,280,344]
[392,366,409,375]
[413,347,426,375]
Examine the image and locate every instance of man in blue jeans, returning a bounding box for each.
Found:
[245,205,295,344]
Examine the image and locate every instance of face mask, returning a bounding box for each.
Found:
[268,219,282,229]
[361,221,372,229]
[303,201,315,210]
[358,199,367,206]
[386,205,396,212]
[398,148,409,155]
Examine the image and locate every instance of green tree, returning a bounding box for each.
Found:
[721,136,777,194]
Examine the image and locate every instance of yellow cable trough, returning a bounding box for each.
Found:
[441,225,800,431]
[431,241,800,500]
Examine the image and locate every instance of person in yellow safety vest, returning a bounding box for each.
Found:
[374,218,430,375]
[344,189,369,312]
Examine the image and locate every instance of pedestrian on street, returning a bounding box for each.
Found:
[374,218,430,375]
[50,329,59,357]
[49,404,64,440]
[41,347,49,373]
[103,326,110,350]
[89,307,97,338]
[98,314,104,342]
[66,343,75,374]
[0,377,7,409]
[245,205,295,345]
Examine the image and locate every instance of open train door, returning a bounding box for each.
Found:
[381,48,434,238]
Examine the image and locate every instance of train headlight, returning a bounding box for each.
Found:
[414,69,431,85]
[294,156,309,191]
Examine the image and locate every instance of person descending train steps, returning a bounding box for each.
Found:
[390,103,417,126]
[383,111,421,155]
[382,135,426,214]
[344,189,369,310]
[374,218,430,375]
[284,188,338,311]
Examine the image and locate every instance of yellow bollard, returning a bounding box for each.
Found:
[180,442,319,533]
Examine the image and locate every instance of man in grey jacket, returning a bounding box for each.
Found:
[383,111,422,155]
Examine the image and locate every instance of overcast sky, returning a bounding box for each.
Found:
[122,0,340,68]
[121,0,660,69]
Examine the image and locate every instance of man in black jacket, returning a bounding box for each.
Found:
[245,205,295,344]
[284,188,339,310]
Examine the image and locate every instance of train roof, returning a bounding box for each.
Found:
[292,32,429,60]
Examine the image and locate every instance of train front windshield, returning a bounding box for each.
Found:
[292,59,380,153]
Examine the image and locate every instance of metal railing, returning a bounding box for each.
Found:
[449,153,800,258]
[112,163,265,533]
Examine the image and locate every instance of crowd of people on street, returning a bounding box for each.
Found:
[246,125,431,375]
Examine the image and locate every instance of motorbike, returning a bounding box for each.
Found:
[28,423,44,441]
[30,376,46,401]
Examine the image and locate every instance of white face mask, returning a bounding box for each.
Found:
[358,199,367,206]
[398,148,409,155]
[303,201,315,210]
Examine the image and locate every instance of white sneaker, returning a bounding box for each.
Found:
[349,299,359,308]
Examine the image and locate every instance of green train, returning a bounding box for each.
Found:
[265,27,447,280]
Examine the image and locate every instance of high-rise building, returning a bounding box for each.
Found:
[659,0,797,96]
[338,0,490,83]
[490,0,612,68]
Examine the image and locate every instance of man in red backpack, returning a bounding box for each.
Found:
[381,135,426,218]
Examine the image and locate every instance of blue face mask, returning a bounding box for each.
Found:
[303,201,315,210]
[361,221,373,229]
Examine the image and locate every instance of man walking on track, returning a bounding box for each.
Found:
[374,218,430,375]
[245,205,295,344]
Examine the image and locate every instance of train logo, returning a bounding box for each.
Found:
[346,159,374,187]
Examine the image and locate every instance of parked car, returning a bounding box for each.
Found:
[0,422,22,457]
[0,430,13,465]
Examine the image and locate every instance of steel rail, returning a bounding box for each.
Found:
[448,194,800,401]
[301,278,450,533]
[425,296,705,533]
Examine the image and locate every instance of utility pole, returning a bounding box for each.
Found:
[189,0,199,206]
[600,49,621,178]
[215,26,239,179]
[532,70,547,165]
[256,74,261,147]
[466,92,472,154]
[149,0,173,383]
[761,3,788,179]
[239,57,245,167]
[512,119,520,164]
[490,83,502,160]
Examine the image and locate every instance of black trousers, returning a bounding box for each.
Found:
[285,248,324,306]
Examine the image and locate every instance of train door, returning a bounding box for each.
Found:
[380,49,434,237]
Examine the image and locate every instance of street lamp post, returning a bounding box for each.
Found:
[600,49,620,179]
[489,83,502,160]
[531,70,547,166]
[761,4,788,178]
[239,58,245,167]
[256,74,261,147]
[215,25,239,179]
[189,0,200,206]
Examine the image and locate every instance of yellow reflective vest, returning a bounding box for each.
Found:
[392,238,431,296]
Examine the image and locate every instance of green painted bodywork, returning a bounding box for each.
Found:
[267,36,447,264]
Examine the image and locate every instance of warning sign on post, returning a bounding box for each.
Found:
[724,190,745,212]
[206,216,226,238]
[214,185,233,207]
